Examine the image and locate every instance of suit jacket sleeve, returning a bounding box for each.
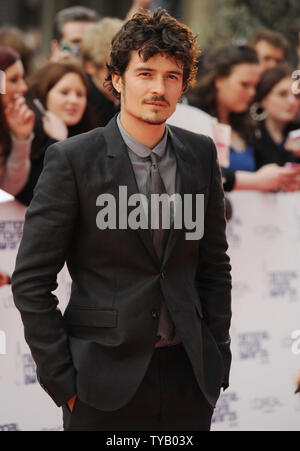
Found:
[196,137,232,389]
[12,143,78,407]
[221,167,236,192]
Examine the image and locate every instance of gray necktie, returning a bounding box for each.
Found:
[147,151,175,342]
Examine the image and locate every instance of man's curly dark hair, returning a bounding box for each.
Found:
[106,9,201,100]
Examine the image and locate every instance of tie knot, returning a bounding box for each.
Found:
[150,151,159,167]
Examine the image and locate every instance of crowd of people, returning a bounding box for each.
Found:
[188,35,300,192]
[1,1,300,202]
[0,2,300,429]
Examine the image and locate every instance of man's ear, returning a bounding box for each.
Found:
[111,73,122,95]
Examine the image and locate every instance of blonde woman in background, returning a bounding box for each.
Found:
[0,46,34,196]
[80,17,123,126]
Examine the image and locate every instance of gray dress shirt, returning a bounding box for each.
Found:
[117,115,181,347]
[117,115,177,197]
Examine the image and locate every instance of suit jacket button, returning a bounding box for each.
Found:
[160,271,166,279]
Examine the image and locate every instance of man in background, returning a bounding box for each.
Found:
[50,5,100,61]
[248,28,289,72]
[50,1,155,61]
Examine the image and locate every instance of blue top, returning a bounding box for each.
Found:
[228,145,256,172]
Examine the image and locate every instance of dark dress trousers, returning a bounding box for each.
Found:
[12,116,232,424]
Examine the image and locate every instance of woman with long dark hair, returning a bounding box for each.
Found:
[188,44,300,191]
[251,63,300,168]
[0,46,35,195]
[189,44,260,171]
[16,58,97,206]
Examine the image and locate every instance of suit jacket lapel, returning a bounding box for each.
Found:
[162,127,203,266]
[101,118,206,268]
[102,117,160,266]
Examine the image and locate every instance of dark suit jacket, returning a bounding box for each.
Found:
[12,116,232,412]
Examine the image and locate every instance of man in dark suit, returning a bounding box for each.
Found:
[12,10,232,431]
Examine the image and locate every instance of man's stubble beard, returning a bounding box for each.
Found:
[139,113,167,126]
[121,78,170,126]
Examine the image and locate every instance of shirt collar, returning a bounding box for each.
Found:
[117,114,168,159]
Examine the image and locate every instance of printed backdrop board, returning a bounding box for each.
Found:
[0,192,300,431]
[0,199,70,431]
[212,191,300,431]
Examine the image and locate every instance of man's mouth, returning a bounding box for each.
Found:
[144,97,170,107]
[145,101,169,107]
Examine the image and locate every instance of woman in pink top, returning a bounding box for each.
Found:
[0,46,34,196]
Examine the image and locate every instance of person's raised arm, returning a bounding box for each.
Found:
[0,96,35,195]
[234,164,300,192]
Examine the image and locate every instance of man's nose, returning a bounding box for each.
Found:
[151,77,166,96]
